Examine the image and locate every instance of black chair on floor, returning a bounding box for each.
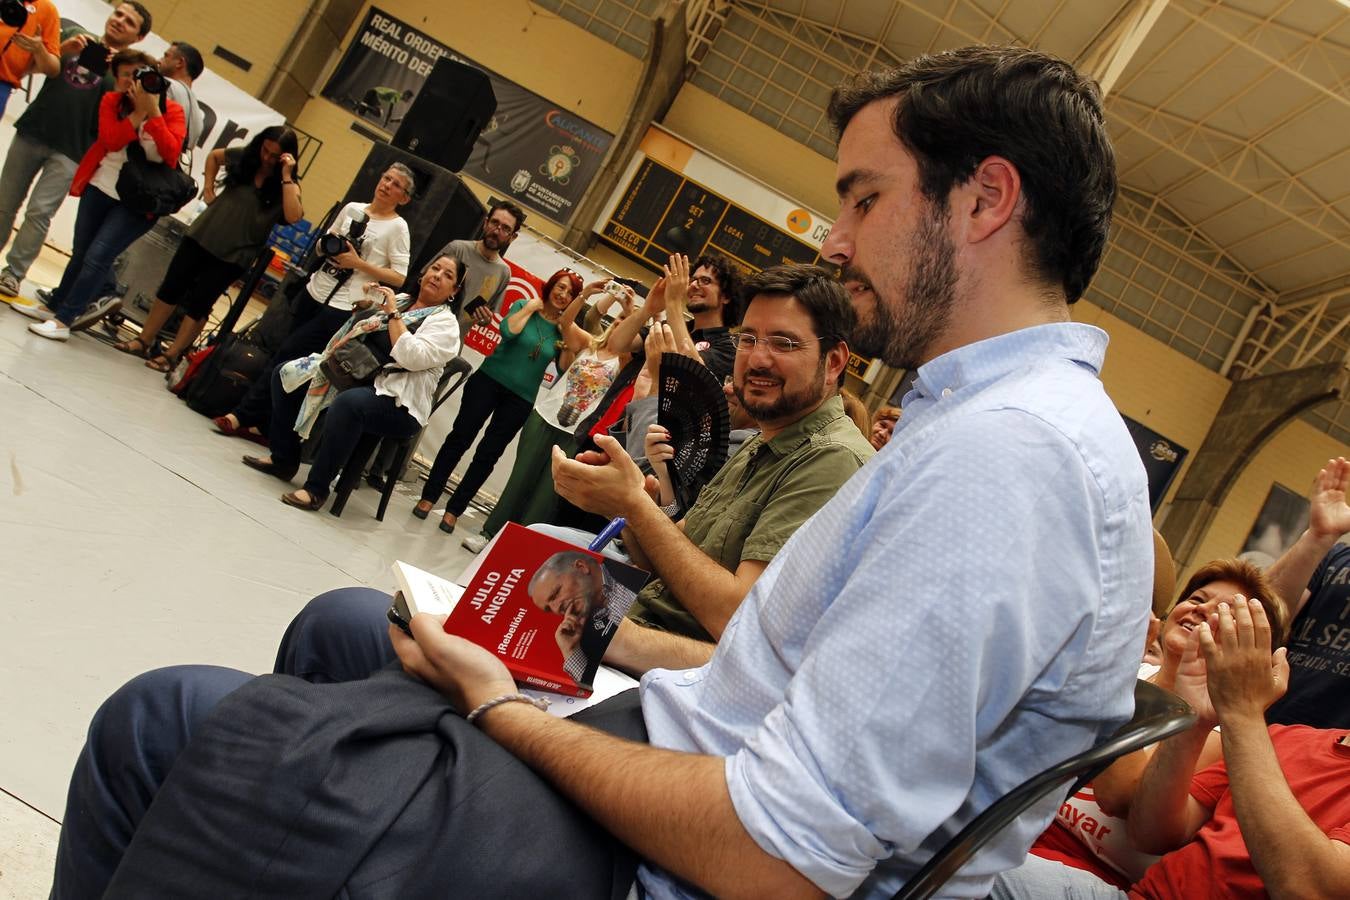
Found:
[890,679,1195,900]
[329,356,473,520]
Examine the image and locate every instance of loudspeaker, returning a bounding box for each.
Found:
[343,143,487,288]
[392,58,496,172]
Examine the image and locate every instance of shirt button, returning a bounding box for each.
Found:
[941,388,953,398]
[682,670,700,684]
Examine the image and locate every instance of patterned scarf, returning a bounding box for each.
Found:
[280,299,448,439]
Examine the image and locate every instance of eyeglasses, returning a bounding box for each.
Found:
[730,332,820,354]
[484,219,516,233]
[690,274,716,287]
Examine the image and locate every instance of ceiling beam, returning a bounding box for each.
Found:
[1079,0,1172,96]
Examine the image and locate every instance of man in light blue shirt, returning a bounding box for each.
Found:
[51,45,1153,899]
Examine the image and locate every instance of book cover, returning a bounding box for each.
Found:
[404,523,648,697]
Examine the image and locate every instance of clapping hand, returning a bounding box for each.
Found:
[664,254,690,312]
[13,27,44,55]
[1308,457,1350,541]
[1198,595,1289,725]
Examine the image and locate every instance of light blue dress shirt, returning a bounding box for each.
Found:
[636,323,1154,899]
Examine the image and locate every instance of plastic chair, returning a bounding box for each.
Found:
[329,356,473,520]
[890,679,1195,900]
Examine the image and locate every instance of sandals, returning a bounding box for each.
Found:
[114,336,152,357]
[281,489,326,511]
[145,352,180,373]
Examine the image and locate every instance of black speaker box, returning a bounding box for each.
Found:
[343,143,487,288]
[392,58,496,172]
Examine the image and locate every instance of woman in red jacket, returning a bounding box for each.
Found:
[22,49,186,341]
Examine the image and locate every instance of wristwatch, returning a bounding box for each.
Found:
[387,310,402,321]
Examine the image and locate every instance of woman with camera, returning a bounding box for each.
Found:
[213,164,413,443]
[238,254,464,513]
[459,278,636,552]
[22,49,186,341]
[413,267,581,534]
[116,126,304,370]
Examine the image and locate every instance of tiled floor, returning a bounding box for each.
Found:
[0,254,494,894]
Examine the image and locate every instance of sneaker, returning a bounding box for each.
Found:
[28,319,70,341]
[10,296,55,321]
[0,270,19,297]
[69,294,121,332]
[461,533,489,554]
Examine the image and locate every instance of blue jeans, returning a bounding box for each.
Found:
[49,187,154,325]
[302,386,421,499]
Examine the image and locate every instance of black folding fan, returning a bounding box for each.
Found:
[656,353,731,512]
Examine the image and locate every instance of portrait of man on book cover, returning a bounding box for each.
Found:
[528,550,639,687]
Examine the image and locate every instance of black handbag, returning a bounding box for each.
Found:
[320,340,384,391]
[117,138,197,217]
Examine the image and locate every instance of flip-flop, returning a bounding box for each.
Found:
[145,353,180,373]
[114,337,152,357]
[281,490,325,511]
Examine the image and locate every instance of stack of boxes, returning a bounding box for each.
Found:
[266,219,316,274]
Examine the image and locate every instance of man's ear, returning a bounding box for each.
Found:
[957,155,1021,245]
[824,341,850,387]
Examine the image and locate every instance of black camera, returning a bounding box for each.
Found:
[318,209,369,272]
[133,65,168,95]
[75,40,109,77]
[0,0,28,29]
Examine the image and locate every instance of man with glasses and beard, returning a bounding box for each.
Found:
[51,47,1153,900]
[435,200,524,329]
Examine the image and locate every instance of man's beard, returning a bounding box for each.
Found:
[482,232,504,251]
[848,200,958,370]
[733,355,828,423]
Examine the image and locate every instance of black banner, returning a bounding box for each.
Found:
[320,7,614,224]
[1122,416,1188,512]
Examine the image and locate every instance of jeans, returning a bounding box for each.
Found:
[421,371,533,517]
[234,299,349,429]
[0,132,79,282]
[302,386,420,499]
[49,187,154,325]
[988,855,1130,899]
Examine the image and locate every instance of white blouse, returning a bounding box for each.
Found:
[374,306,462,426]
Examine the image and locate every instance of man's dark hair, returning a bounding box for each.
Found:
[827,45,1117,304]
[488,200,526,233]
[171,41,204,79]
[692,253,744,326]
[741,263,856,356]
[122,2,153,36]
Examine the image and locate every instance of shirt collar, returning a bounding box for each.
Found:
[905,323,1107,406]
[753,394,848,460]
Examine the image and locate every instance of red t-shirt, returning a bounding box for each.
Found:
[1132,725,1350,899]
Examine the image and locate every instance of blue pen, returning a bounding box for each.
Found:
[589,517,626,552]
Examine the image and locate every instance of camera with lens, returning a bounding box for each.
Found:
[75,40,110,77]
[318,209,369,273]
[0,0,28,29]
[133,65,168,95]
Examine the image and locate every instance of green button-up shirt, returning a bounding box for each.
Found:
[629,394,874,641]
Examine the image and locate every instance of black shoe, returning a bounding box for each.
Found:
[365,473,387,491]
[242,454,298,482]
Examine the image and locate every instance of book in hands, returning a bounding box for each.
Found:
[392,523,648,698]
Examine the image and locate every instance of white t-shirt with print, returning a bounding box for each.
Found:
[307,201,410,311]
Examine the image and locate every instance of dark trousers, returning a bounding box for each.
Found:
[301,386,420,499]
[51,588,644,899]
[51,187,154,325]
[233,298,349,429]
[421,370,533,517]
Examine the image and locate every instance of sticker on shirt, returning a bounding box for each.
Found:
[63,53,106,90]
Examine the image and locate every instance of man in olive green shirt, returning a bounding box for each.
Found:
[553,264,874,643]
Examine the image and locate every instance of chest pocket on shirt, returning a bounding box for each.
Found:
[694,497,765,570]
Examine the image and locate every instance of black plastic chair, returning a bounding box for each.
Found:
[890,679,1195,900]
[330,356,473,520]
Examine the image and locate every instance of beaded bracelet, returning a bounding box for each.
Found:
[465,692,551,725]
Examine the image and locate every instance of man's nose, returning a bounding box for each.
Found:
[822,220,852,266]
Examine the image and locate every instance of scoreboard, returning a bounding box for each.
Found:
[600,158,822,273]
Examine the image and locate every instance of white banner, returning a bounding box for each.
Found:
[0,0,285,259]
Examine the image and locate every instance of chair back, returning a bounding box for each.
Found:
[430,357,473,417]
[889,680,1195,900]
